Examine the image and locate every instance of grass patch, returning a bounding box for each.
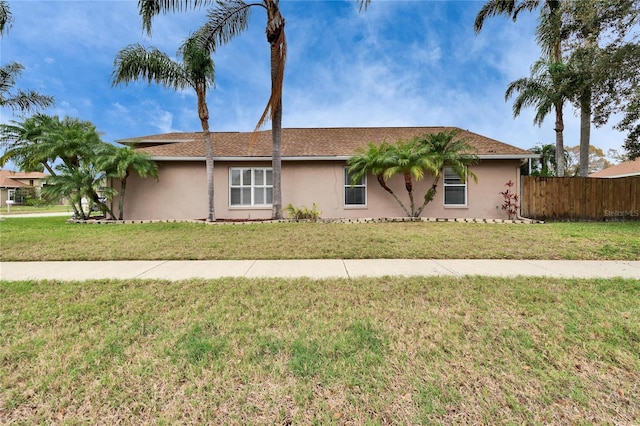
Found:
[1,276,638,424]
[0,204,72,215]
[1,217,638,261]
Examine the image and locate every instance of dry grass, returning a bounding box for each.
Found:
[1,276,639,424]
[0,217,639,261]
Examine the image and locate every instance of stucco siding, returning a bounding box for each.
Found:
[121,159,523,220]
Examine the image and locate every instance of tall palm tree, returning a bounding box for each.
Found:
[138,0,371,219]
[475,0,566,176]
[505,57,569,176]
[177,0,287,219]
[112,38,216,221]
[98,145,158,220]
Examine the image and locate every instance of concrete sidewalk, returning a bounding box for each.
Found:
[1,259,638,281]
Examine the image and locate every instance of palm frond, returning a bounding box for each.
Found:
[179,36,216,88]
[194,0,253,51]
[356,0,371,12]
[112,44,189,90]
[474,0,517,33]
[138,0,218,34]
[0,0,12,36]
[0,62,54,112]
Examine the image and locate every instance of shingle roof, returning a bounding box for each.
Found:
[0,170,48,188]
[122,127,535,159]
[590,158,640,178]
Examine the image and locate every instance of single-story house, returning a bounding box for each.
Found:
[115,127,539,221]
[589,157,640,178]
[0,170,48,207]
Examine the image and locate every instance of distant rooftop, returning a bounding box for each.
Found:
[590,158,640,178]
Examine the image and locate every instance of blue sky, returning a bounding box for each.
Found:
[0,0,628,163]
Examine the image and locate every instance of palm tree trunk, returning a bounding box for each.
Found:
[415,176,440,217]
[197,84,215,222]
[271,95,283,219]
[204,131,215,222]
[579,90,591,177]
[554,101,565,177]
[376,175,411,217]
[403,173,416,216]
[119,177,126,220]
[266,2,285,220]
[42,161,56,176]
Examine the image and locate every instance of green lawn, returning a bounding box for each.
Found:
[0,204,72,215]
[1,276,638,424]
[2,218,638,424]
[0,216,638,261]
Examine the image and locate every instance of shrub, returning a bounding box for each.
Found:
[285,203,321,221]
[499,180,520,220]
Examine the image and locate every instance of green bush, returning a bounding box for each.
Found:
[285,203,321,221]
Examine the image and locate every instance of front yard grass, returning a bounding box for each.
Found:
[1,276,638,424]
[0,204,72,215]
[0,216,638,261]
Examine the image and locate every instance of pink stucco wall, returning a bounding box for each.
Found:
[119,159,522,221]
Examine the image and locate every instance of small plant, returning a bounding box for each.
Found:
[285,203,321,221]
[499,180,520,220]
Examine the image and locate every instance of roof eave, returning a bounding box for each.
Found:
[150,156,355,162]
[151,154,539,161]
[477,154,541,160]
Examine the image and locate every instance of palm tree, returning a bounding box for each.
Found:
[475,0,566,176]
[348,141,411,217]
[505,57,569,176]
[528,143,558,176]
[413,131,478,217]
[0,114,58,175]
[177,0,287,218]
[382,139,433,217]
[112,37,216,221]
[138,0,371,219]
[42,162,115,220]
[98,145,158,220]
[1,115,110,217]
[348,131,477,218]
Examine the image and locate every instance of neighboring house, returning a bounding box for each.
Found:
[115,127,539,221]
[0,170,48,207]
[589,158,640,178]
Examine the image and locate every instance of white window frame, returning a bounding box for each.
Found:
[7,189,16,202]
[344,168,367,207]
[443,166,468,207]
[229,167,273,208]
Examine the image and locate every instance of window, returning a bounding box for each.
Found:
[229,168,272,207]
[443,166,467,206]
[7,189,16,202]
[344,168,366,206]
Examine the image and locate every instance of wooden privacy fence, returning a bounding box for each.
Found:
[521,176,640,221]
